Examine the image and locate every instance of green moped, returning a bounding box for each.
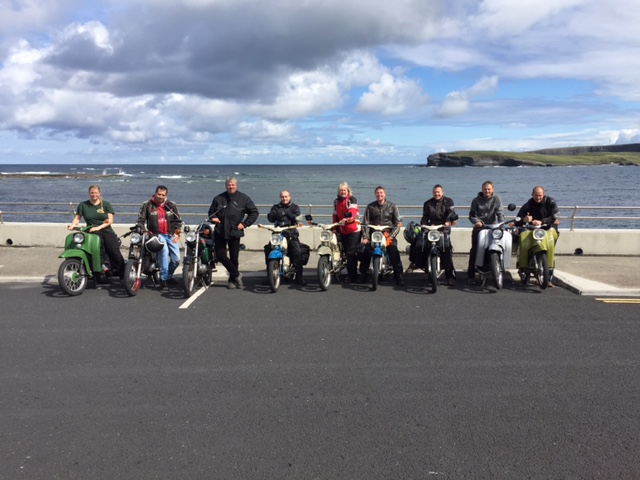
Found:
[517,222,558,290]
[58,226,112,296]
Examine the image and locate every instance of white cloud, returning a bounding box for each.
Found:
[438,75,498,117]
[357,73,428,115]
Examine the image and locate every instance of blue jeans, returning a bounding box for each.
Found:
[158,234,181,281]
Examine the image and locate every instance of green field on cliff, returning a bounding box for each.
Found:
[449,151,640,166]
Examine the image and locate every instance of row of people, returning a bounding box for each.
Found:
[68,177,559,289]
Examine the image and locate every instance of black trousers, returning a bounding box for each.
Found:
[97,230,125,279]
[467,227,482,278]
[340,232,361,278]
[214,234,241,281]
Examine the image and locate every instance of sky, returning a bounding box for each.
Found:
[1,0,639,165]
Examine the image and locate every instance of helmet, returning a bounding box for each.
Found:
[145,235,166,253]
[403,221,419,244]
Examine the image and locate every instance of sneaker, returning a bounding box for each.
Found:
[158,280,168,291]
[227,280,236,289]
[295,278,307,286]
[235,273,243,289]
[395,275,405,286]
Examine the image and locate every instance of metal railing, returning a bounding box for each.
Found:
[1,202,640,230]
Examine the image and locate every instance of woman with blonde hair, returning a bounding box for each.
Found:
[332,182,361,283]
[68,184,125,279]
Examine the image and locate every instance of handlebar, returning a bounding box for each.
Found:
[258,223,303,232]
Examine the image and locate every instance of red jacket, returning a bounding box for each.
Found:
[333,196,360,235]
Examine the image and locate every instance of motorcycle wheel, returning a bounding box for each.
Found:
[123,259,141,296]
[429,254,438,293]
[490,251,503,289]
[58,258,88,296]
[268,259,281,293]
[183,259,197,297]
[371,256,381,291]
[204,265,213,286]
[317,256,331,291]
[536,252,549,290]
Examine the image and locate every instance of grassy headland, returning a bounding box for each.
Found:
[427,144,640,167]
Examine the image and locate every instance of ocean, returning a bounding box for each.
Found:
[1,164,639,227]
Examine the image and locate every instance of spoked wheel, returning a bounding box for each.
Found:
[58,258,88,296]
[429,254,438,293]
[123,259,141,296]
[268,259,281,293]
[371,256,381,291]
[317,256,331,291]
[490,251,503,289]
[183,259,197,297]
[535,252,549,290]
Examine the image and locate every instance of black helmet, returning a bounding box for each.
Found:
[145,235,166,253]
[403,221,419,244]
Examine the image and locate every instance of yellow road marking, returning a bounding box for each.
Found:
[595,298,640,304]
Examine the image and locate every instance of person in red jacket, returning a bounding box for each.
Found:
[333,182,361,283]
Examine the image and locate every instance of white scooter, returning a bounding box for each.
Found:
[472,204,516,289]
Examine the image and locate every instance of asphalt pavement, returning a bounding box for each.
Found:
[1,246,639,296]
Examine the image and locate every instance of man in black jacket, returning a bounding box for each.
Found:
[267,190,305,285]
[137,185,183,289]
[420,184,457,285]
[208,176,259,289]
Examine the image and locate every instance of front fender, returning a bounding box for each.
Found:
[59,250,94,276]
[372,246,383,257]
[268,249,284,260]
[317,245,332,256]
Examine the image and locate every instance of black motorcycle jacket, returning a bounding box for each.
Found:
[267,202,301,232]
[208,190,259,239]
[137,198,182,235]
[515,196,559,230]
[421,196,457,226]
[361,200,401,241]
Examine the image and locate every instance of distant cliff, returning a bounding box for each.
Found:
[426,143,640,167]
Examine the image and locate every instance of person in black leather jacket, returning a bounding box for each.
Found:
[267,190,305,285]
[420,184,457,285]
[137,185,183,288]
[361,186,404,286]
[208,176,259,289]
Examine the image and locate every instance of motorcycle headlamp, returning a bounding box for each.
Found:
[492,229,504,240]
[533,228,546,240]
[371,231,385,244]
[73,233,85,244]
[185,231,197,243]
[271,234,283,246]
[320,230,332,242]
[129,232,142,244]
[427,230,442,242]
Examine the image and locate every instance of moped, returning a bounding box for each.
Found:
[305,215,347,291]
[259,223,304,293]
[58,226,116,296]
[363,224,401,291]
[182,217,218,297]
[472,204,516,289]
[516,221,558,290]
[121,225,165,295]
[408,220,456,293]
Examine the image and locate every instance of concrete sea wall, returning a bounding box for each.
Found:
[1,222,639,256]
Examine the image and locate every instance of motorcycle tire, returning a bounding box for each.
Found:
[490,251,503,290]
[204,265,213,286]
[268,259,281,293]
[429,254,438,293]
[183,258,197,297]
[123,259,141,296]
[536,251,549,290]
[58,258,88,296]
[317,256,331,291]
[371,256,381,291]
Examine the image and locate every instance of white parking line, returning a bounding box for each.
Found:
[179,285,209,309]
